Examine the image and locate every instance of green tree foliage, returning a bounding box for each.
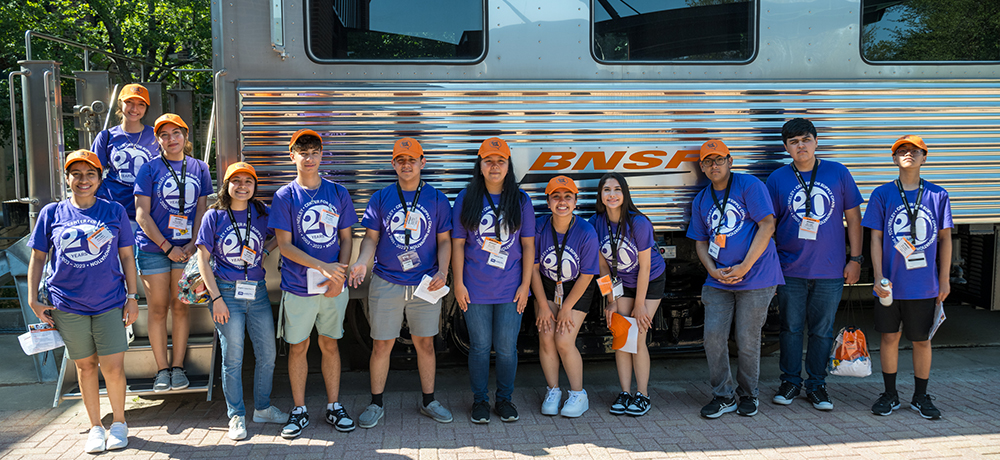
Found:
[863,0,1000,61]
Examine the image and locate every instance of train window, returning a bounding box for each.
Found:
[862,0,1000,62]
[593,0,756,62]
[306,0,485,61]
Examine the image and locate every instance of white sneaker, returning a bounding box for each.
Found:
[541,386,561,416]
[253,405,288,424]
[106,421,128,450]
[84,426,106,453]
[560,389,589,418]
[228,415,247,441]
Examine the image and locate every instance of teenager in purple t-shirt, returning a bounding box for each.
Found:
[92,84,158,222]
[134,113,211,394]
[765,118,865,411]
[530,176,599,418]
[591,172,665,417]
[27,150,138,453]
[268,129,359,437]
[687,140,784,420]
[348,138,454,427]
[196,162,285,440]
[863,135,952,420]
[452,137,535,424]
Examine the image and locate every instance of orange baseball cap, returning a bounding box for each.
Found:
[224,162,257,182]
[289,129,322,151]
[700,140,730,161]
[478,137,511,159]
[64,150,102,172]
[891,135,929,154]
[118,83,150,105]
[393,137,423,159]
[609,313,637,352]
[545,175,578,195]
[154,113,189,134]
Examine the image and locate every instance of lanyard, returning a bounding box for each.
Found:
[161,156,187,214]
[895,179,925,244]
[791,159,819,217]
[485,192,502,239]
[549,216,574,283]
[226,206,253,280]
[605,214,626,279]
[709,173,734,235]
[395,181,424,249]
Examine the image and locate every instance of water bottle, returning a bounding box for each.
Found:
[879,278,893,306]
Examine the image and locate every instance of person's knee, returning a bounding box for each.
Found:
[76,355,100,373]
[318,336,339,354]
[411,336,434,355]
[169,301,190,316]
[555,336,578,355]
[372,339,395,356]
[289,339,310,356]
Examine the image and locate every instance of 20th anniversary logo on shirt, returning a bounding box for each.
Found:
[297,200,340,249]
[386,203,432,250]
[787,182,837,225]
[889,204,938,251]
[476,205,515,252]
[110,145,151,183]
[57,219,114,269]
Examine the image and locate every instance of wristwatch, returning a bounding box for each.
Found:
[126,294,139,300]
[849,255,864,265]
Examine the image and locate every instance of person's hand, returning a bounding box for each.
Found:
[166,246,185,263]
[604,300,618,328]
[937,276,950,304]
[182,242,197,259]
[535,300,555,334]
[556,307,575,335]
[707,266,729,282]
[844,261,861,285]
[873,279,892,299]
[455,283,470,312]
[212,297,230,324]
[721,263,749,284]
[320,278,344,298]
[123,299,139,326]
[513,283,530,314]
[348,262,367,288]
[30,301,56,327]
[634,304,652,333]
[428,271,447,291]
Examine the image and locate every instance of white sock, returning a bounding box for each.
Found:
[292,405,307,415]
[328,402,343,411]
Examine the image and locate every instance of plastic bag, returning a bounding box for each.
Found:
[177,257,210,304]
[828,326,872,378]
[18,322,65,355]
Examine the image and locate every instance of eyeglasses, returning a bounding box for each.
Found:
[701,156,731,167]
[893,148,925,157]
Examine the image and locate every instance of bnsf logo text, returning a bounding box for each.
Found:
[529,150,701,171]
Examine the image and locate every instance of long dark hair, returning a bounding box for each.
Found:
[211,174,268,217]
[460,156,523,233]
[594,172,649,229]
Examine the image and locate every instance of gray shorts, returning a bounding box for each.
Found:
[367,274,442,340]
[278,289,348,344]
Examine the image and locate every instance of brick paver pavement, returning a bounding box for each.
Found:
[1,348,998,459]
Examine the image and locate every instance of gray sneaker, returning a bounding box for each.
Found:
[170,367,190,390]
[358,403,384,428]
[420,400,454,423]
[153,369,171,392]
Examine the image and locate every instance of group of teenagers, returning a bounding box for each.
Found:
[23,83,951,454]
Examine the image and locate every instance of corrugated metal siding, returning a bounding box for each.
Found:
[238,81,1000,230]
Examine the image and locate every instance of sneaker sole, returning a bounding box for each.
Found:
[772,396,795,405]
[281,418,309,438]
[420,408,453,423]
[560,405,589,418]
[153,386,169,393]
[499,415,519,422]
[910,404,941,420]
[358,412,383,429]
[812,402,834,411]
[625,406,649,416]
[609,406,626,415]
[737,407,758,417]
[470,416,490,424]
[702,404,737,419]
[541,405,559,416]
[171,383,190,391]
[228,432,247,441]
[872,403,901,416]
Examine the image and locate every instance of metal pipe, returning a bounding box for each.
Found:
[103,84,120,131]
[83,49,90,71]
[25,30,164,71]
[7,70,35,204]
[206,69,227,166]
[43,70,64,202]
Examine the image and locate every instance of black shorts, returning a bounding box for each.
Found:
[873,297,936,342]
[622,271,666,301]
[541,276,596,313]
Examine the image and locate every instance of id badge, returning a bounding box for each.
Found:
[905,252,928,270]
[320,208,340,228]
[235,280,257,300]
[554,281,564,307]
[487,251,508,269]
[612,278,624,300]
[404,212,421,232]
[168,214,188,230]
[894,238,916,259]
[173,223,192,240]
[397,250,421,271]
[241,246,257,265]
[597,275,614,296]
[798,217,820,240]
[482,237,503,255]
[88,226,113,249]
[708,241,721,259]
[714,233,727,249]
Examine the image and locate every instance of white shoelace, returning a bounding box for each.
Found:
[545,387,561,403]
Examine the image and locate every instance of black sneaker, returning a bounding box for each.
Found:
[609,392,631,415]
[772,381,800,405]
[625,392,650,416]
[910,394,941,420]
[807,385,834,411]
[871,392,900,416]
[326,406,356,432]
[736,396,759,417]
[280,411,309,439]
[700,396,737,419]
[494,399,519,422]
[470,400,491,424]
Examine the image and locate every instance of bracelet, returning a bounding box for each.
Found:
[263,249,270,256]
[212,295,222,303]
[163,244,174,255]
[157,239,168,250]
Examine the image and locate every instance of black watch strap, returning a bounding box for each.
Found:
[849,254,864,264]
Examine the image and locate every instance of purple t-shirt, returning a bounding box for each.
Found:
[589,212,667,289]
[766,160,864,279]
[535,215,600,282]
[361,183,453,286]
[197,206,274,282]
[92,125,158,219]
[452,189,535,304]
[133,155,213,252]
[862,180,953,300]
[687,173,785,291]
[28,199,135,315]
[268,179,358,296]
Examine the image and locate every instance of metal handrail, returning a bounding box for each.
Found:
[26,30,162,71]
[43,70,65,202]
[7,70,34,204]
[102,83,120,131]
[205,69,227,165]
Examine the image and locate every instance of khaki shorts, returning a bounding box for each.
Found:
[51,308,129,360]
[278,289,348,344]
[368,274,442,340]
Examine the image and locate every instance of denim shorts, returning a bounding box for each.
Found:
[136,249,186,276]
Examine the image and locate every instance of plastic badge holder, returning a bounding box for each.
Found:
[18,322,65,355]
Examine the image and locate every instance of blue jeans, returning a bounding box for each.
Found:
[464,302,523,403]
[702,285,776,398]
[777,277,844,391]
[211,279,276,418]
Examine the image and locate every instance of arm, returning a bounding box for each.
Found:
[27,249,55,326]
[871,229,890,298]
[695,240,727,282]
[182,196,208,258]
[325,227,354,297]
[937,227,952,304]
[428,230,452,291]
[348,228,380,288]
[530,264,554,334]
[598,254,617,327]
[723,214,776,283]
[843,206,863,284]
[135,194,183,262]
[514,236,535,313]
[263,236,278,254]
[274,228,348,289]
[452,238,469,311]
[632,248,654,332]
[119,245,139,326]
[197,245,229,324]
